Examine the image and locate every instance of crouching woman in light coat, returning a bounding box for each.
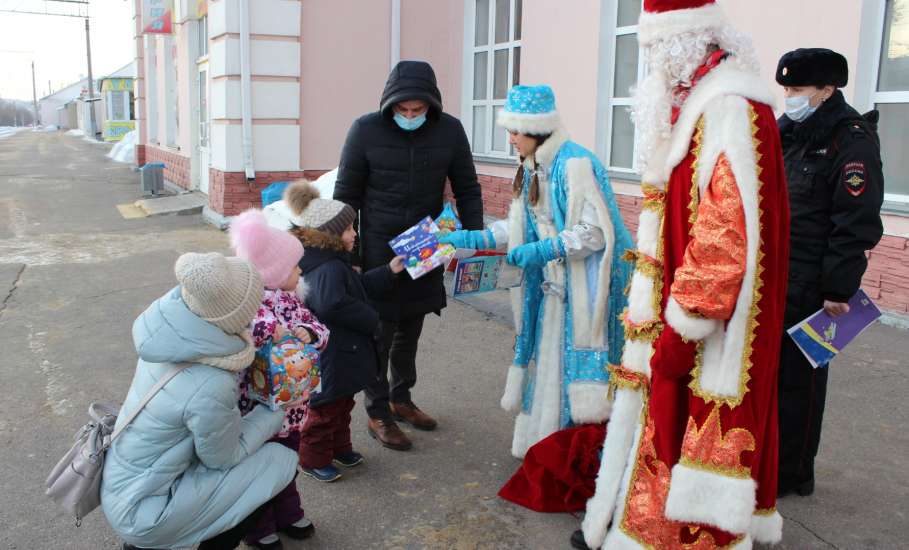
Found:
[441,85,633,458]
[101,252,298,550]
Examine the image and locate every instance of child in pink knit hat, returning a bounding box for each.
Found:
[229,208,329,549]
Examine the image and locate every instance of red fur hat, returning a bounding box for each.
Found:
[639,0,727,47]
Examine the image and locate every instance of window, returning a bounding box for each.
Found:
[198,14,208,59]
[164,35,179,147]
[108,90,127,121]
[464,0,522,159]
[604,0,643,174]
[872,0,909,203]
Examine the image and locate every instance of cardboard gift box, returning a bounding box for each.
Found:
[248,333,321,410]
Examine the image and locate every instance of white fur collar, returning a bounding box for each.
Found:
[644,58,775,185]
[523,127,570,172]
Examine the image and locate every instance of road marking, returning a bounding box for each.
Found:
[26,323,70,417]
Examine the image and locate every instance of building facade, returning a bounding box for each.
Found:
[132,0,909,318]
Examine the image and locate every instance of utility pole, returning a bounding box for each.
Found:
[31,61,40,127]
[85,16,96,140]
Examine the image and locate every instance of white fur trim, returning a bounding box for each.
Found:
[511,412,532,459]
[497,109,562,136]
[638,4,727,47]
[602,527,648,550]
[565,156,615,350]
[621,339,653,377]
[295,277,310,302]
[665,462,757,535]
[660,59,775,184]
[507,198,525,332]
[500,365,525,413]
[568,382,612,424]
[751,510,783,545]
[731,535,754,550]
[582,388,645,549]
[664,296,721,341]
[693,95,763,400]
[511,294,564,459]
[533,127,569,169]
[627,271,658,326]
[635,209,662,259]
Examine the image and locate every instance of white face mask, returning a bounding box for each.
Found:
[785,92,820,122]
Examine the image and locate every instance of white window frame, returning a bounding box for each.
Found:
[198,14,209,59]
[462,0,522,161]
[863,0,909,205]
[598,0,644,176]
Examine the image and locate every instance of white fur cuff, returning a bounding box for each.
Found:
[568,382,612,424]
[501,365,525,413]
[665,296,721,341]
[665,463,756,535]
[497,110,562,135]
[751,510,783,545]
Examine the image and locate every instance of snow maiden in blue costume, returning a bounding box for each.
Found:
[442,85,633,458]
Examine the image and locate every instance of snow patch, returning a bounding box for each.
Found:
[107,130,137,163]
[65,128,84,137]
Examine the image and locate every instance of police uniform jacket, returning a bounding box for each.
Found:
[778,90,884,321]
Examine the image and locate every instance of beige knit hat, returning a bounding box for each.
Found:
[284,180,357,236]
[175,252,264,335]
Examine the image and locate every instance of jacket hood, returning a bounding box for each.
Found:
[380,60,443,118]
[293,227,350,274]
[132,286,248,364]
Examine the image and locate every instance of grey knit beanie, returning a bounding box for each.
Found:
[284,180,357,236]
[174,252,263,335]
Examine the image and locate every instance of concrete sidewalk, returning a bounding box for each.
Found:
[0,131,906,549]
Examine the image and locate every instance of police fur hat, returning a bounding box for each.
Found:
[776,48,849,88]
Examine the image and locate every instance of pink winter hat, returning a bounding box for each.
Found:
[229,209,303,288]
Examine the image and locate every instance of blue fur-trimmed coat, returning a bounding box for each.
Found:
[490,129,633,458]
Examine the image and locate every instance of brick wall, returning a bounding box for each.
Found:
[208,170,328,216]
[144,145,192,190]
[135,144,146,166]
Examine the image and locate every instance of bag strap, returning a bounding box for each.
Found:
[109,363,190,444]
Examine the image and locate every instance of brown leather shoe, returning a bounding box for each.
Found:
[367,418,412,451]
[390,401,438,431]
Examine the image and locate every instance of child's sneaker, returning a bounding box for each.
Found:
[280,517,316,540]
[301,464,342,482]
[333,451,365,468]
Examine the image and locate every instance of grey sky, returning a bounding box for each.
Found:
[0,0,133,101]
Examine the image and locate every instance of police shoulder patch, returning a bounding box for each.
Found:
[843,162,866,197]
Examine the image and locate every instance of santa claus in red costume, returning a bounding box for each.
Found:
[576,1,790,549]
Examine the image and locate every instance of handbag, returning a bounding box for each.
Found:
[45,364,188,523]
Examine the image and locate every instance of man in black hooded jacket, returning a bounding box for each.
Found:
[334,60,483,451]
[775,48,884,497]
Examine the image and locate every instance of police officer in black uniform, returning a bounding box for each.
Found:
[775,48,884,497]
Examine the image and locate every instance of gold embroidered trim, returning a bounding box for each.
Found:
[688,117,705,234]
[624,249,664,280]
[688,105,766,408]
[754,507,778,517]
[623,312,665,342]
[642,184,667,214]
[680,406,755,479]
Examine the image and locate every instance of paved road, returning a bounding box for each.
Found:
[1,131,906,549]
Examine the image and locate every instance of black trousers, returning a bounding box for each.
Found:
[364,315,425,419]
[778,281,829,490]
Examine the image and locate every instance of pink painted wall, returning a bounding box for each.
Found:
[400,0,465,117]
[721,0,863,111]
[300,0,392,170]
[520,0,602,150]
[175,20,195,154]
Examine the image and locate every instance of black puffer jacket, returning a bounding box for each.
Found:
[295,228,396,407]
[779,90,884,321]
[333,61,484,321]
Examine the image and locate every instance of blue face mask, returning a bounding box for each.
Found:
[394,112,427,131]
[785,93,820,123]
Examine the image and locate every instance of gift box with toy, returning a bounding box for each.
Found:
[248,333,322,410]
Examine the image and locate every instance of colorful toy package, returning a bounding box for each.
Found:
[388,216,456,280]
[434,202,462,237]
[248,333,322,410]
[452,253,524,296]
[787,289,881,368]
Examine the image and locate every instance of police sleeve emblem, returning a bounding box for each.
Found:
[843,162,866,197]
